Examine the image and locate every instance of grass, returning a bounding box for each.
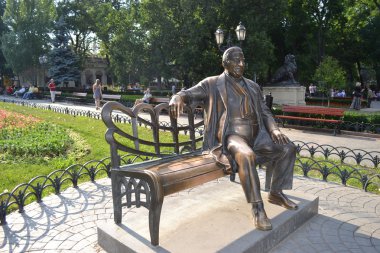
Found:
[1,101,378,197]
[0,102,191,194]
[0,102,110,193]
[294,157,380,193]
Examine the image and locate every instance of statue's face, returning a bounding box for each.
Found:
[225,50,245,79]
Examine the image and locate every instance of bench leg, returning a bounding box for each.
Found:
[149,198,163,246]
[111,171,122,224]
[111,170,164,246]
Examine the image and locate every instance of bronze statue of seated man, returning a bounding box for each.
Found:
[169,46,297,230]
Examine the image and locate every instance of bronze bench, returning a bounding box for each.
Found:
[101,101,225,246]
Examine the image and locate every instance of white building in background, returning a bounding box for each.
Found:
[80,56,109,87]
[15,56,109,88]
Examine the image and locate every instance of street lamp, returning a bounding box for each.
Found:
[215,22,246,52]
[39,55,48,92]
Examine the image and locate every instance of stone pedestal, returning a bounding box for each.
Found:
[263,86,306,105]
[98,177,318,253]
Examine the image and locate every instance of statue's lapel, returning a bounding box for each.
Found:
[216,73,227,107]
[244,78,259,107]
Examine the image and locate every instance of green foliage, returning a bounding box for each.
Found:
[1,0,380,89]
[0,102,183,193]
[48,17,81,84]
[343,111,380,124]
[0,122,73,158]
[1,0,56,76]
[313,56,347,96]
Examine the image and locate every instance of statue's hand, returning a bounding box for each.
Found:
[169,95,184,119]
[270,129,290,145]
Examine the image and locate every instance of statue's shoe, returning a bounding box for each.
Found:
[252,202,272,231]
[268,191,298,210]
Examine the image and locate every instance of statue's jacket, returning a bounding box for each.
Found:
[178,73,280,171]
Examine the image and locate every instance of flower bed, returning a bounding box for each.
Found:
[0,109,73,160]
[0,109,41,129]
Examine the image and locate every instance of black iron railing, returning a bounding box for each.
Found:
[1,98,379,226]
[1,142,379,226]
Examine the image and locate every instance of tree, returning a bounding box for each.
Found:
[48,17,81,85]
[1,0,55,83]
[0,0,12,83]
[56,0,100,66]
[313,56,346,106]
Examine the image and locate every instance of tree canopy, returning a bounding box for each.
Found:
[0,0,379,89]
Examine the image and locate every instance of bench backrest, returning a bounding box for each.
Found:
[55,91,62,95]
[101,101,204,167]
[150,97,169,104]
[72,92,87,97]
[282,105,345,116]
[102,94,121,100]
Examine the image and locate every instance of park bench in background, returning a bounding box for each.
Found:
[101,101,225,246]
[275,105,345,135]
[101,94,122,104]
[149,97,169,105]
[43,91,62,101]
[148,97,204,117]
[65,92,88,103]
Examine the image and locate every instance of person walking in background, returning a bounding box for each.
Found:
[171,84,176,95]
[367,87,376,108]
[93,79,102,110]
[48,79,56,103]
[350,82,364,110]
[309,83,315,97]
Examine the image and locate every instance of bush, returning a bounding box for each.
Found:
[0,122,73,159]
[343,111,380,124]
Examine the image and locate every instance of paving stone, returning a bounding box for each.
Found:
[355,236,373,247]
[1,97,380,252]
[43,240,64,250]
[359,246,380,253]
[71,238,92,251]
[56,239,77,250]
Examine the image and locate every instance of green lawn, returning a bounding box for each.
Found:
[0,102,190,194]
[0,102,110,193]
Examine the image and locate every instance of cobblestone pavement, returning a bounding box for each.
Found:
[1,96,380,252]
[1,174,380,253]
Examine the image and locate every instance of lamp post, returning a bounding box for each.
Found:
[39,55,48,93]
[215,22,246,52]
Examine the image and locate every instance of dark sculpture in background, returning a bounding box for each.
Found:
[269,54,300,86]
[169,47,298,231]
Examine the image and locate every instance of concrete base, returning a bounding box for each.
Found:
[263,86,306,105]
[98,177,318,253]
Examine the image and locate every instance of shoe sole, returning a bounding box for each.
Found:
[268,198,298,210]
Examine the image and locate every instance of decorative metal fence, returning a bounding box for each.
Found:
[293,141,380,192]
[3,97,380,134]
[1,142,379,226]
[1,97,380,226]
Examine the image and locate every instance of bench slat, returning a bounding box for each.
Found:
[102,94,121,100]
[276,115,342,124]
[150,97,170,104]
[276,105,344,136]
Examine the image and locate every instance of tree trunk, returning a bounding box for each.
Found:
[375,64,380,90]
[356,61,364,85]
[157,75,162,90]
